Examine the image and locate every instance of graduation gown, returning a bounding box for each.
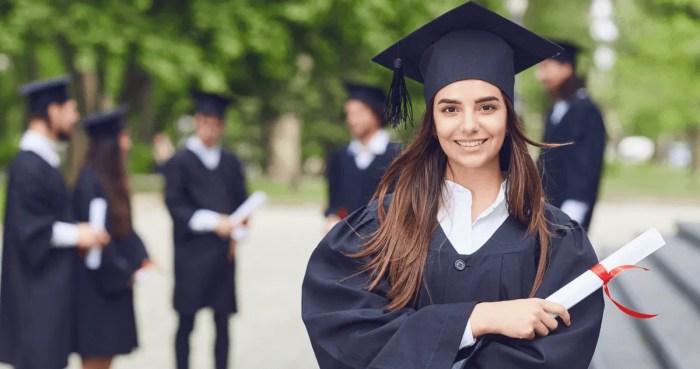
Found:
[302,197,604,369]
[71,167,149,357]
[0,151,76,369]
[537,91,606,230]
[164,148,248,315]
[325,142,402,217]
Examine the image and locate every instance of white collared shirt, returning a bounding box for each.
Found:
[185,136,222,171]
[436,179,510,350]
[347,129,390,170]
[19,130,61,168]
[437,180,509,255]
[19,129,79,248]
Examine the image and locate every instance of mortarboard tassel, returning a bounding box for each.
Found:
[385,58,413,129]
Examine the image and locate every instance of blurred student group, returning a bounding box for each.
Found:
[0,1,697,369]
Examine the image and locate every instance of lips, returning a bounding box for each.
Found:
[454,139,488,148]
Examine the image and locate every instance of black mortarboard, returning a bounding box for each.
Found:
[19,75,72,114]
[343,81,387,125]
[372,1,562,127]
[193,92,231,119]
[82,105,128,140]
[549,40,581,70]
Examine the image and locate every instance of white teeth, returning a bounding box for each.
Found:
[455,139,487,148]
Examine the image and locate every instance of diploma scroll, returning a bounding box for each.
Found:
[85,198,108,270]
[228,191,267,240]
[546,228,666,312]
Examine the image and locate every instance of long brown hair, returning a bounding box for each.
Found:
[352,94,558,311]
[84,136,132,239]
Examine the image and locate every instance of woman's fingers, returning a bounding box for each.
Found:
[541,300,571,326]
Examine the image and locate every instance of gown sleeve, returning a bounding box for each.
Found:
[14,167,64,268]
[461,220,604,369]
[302,203,477,369]
[566,105,606,205]
[164,155,197,229]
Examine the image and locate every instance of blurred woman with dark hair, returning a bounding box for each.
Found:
[302,2,604,369]
[72,107,152,369]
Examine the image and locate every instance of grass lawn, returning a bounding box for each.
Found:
[600,162,700,202]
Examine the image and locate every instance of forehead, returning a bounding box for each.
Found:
[344,99,372,111]
[434,79,502,101]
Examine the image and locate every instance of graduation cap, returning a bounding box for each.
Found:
[372,1,563,127]
[19,75,72,114]
[82,105,128,140]
[343,81,387,125]
[549,40,581,70]
[193,92,231,119]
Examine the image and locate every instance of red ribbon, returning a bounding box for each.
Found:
[338,208,349,220]
[590,263,659,319]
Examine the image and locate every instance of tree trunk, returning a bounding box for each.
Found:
[266,113,302,186]
[689,125,700,174]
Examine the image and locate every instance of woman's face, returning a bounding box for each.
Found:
[118,130,132,153]
[433,79,508,173]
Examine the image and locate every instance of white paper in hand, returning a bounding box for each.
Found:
[85,198,108,270]
[546,228,666,310]
[229,191,267,225]
[229,191,267,240]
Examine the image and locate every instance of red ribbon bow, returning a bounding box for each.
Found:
[590,263,659,319]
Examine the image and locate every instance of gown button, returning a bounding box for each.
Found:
[454,259,466,271]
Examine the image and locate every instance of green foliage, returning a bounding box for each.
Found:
[0,0,696,171]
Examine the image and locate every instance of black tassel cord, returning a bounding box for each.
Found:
[384,58,413,129]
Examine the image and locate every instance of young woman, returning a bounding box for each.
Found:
[302,3,604,369]
[72,107,151,369]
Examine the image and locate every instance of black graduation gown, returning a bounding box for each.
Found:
[71,167,149,357]
[164,148,248,315]
[325,142,402,217]
[302,197,604,369]
[537,92,607,230]
[0,151,76,369]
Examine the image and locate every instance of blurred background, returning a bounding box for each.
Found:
[0,0,699,368]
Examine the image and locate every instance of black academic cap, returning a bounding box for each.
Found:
[343,81,387,125]
[372,1,562,127]
[549,40,581,70]
[82,105,128,140]
[19,75,72,114]
[193,92,231,119]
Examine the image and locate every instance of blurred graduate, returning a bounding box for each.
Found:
[163,92,248,369]
[71,106,153,369]
[0,76,110,369]
[324,82,402,232]
[536,41,607,230]
[302,2,603,368]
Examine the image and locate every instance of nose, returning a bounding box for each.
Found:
[460,111,479,133]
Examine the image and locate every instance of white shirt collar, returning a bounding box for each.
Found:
[185,136,222,170]
[19,130,61,168]
[347,129,391,170]
[437,179,509,255]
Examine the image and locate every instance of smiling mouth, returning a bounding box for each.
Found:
[455,139,488,148]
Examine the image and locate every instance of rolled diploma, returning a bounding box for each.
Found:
[546,228,666,310]
[85,198,108,270]
[229,191,267,240]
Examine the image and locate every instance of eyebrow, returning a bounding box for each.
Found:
[436,96,501,105]
[474,96,501,104]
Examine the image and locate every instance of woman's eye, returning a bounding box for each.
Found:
[479,104,497,112]
[442,106,458,113]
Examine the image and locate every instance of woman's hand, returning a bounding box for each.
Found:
[470,298,571,340]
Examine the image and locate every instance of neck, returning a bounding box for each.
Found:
[445,161,504,218]
[358,127,380,146]
[28,119,58,142]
